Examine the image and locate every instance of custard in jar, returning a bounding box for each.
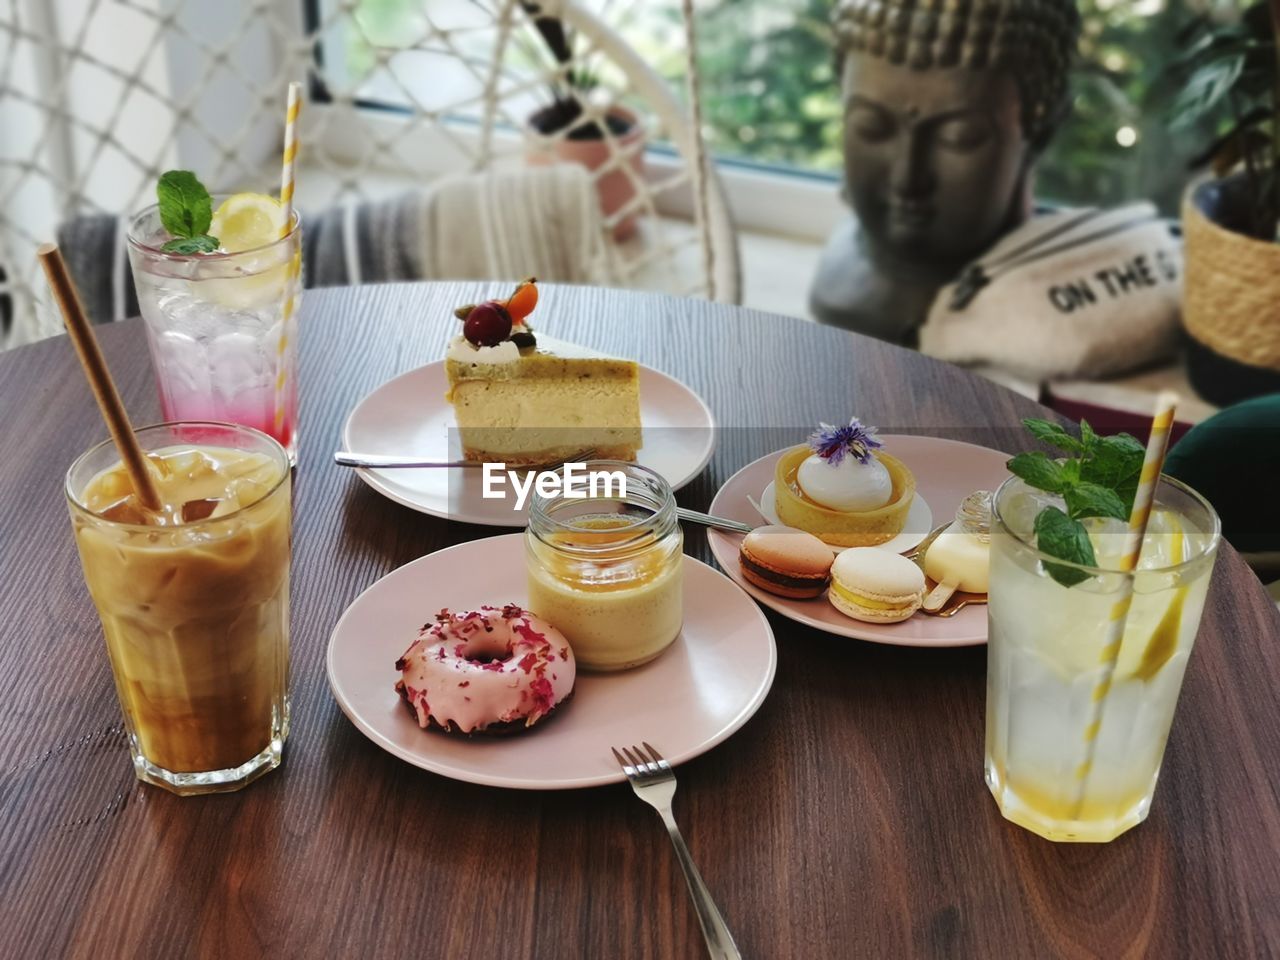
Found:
[525,462,683,671]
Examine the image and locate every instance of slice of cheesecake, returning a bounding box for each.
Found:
[445,333,643,466]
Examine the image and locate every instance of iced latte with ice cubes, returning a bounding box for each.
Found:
[66,423,291,795]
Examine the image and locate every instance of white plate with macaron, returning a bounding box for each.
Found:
[705,436,1010,647]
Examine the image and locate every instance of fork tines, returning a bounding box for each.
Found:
[608,742,740,957]
[612,742,671,778]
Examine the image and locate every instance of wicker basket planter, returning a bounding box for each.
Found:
[1183,174,1280,405]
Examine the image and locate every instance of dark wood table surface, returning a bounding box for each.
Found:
[2,283,1278,959]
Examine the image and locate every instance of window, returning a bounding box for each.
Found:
[310,0,1229,219]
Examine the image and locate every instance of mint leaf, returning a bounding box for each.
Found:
[1013,419,1150,587]
[1064,482,1128,522]
[1081,433,1145,513]
[157,170,212,239]
[1079,419,1098,455]
[161,234,220,255]
[1007,451,1067,493]
[1034,507,1097,587]
[1023,418,1084,455]
[1043,559,1093,588]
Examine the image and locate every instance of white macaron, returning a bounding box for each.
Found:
[828,548,925,623]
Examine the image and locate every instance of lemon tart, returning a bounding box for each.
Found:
[773,419,916,547]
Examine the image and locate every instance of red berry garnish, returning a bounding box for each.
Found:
[463,301,512,347]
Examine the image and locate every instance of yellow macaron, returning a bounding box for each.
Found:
[828,548,925,623]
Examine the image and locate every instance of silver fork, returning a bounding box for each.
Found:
[612,743,742,960]
[333,448,597,470]
[675,508,755,535]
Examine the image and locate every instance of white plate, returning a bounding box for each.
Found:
[756,480,932,555]
[341,361,716,525]
[705,436,1011,647]
[326,534,777,789]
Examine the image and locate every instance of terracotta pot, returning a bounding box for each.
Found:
[1183,174,1280,405]
[526,105,646,242]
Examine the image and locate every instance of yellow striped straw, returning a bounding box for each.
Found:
[280,82,301,226]
[273,81,302,442]
[1071,390,1178,817]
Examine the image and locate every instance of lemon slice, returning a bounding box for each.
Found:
[1118,510,1189,681]
[210,193,287,252]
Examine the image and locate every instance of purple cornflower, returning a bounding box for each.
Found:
[808,418,883,466]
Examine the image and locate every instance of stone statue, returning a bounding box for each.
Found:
[811,0,1082,344]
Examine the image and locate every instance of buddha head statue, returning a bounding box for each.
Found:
[833,0,1081,271]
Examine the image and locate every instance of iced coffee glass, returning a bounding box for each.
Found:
[65,422,291,795]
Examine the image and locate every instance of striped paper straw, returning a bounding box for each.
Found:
[279,82,301,226]
[273,81,302,442]
[1071,390,1179,818]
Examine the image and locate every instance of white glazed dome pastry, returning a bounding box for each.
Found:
[797,451,893,511]
[796,418,891,510]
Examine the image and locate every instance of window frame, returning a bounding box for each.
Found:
[299,0,844,242]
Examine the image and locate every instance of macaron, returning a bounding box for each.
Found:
[739,525,834,599]
[828,548,925,623]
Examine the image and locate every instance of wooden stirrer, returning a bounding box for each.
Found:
[38,242,162,512]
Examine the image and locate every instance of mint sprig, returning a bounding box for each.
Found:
[1033,507,1097,587]
[1007,418,1145,587]
[161,235,220,255]
[156,170,219,253]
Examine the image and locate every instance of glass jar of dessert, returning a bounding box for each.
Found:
[525,462,683,671]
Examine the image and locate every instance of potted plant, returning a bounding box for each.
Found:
[1171,0,1280,404]
[520,2,646,241]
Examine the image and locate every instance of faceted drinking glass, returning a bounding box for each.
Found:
[66,422,291,795]
[127,201,302,461]
[985,473,1220,842]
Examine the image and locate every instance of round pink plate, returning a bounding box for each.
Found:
[327,534,776,789]
[706,435,1011,647]
[341,360,715,525]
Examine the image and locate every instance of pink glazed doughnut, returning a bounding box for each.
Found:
[394,604,576,735]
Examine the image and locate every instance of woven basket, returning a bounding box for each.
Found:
[1183,176,1280,403]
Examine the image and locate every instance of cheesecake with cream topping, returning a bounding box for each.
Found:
[445,279,642,466]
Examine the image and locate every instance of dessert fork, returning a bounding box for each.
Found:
[333,448,596,470]
[612,743,742,960]
[675,508,755,535]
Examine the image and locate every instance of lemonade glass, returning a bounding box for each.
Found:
[985,473,1220,842]
[127,199,302,461]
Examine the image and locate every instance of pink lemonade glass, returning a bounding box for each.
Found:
[127,201,302,461]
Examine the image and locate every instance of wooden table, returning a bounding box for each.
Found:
[2,283,1278,958]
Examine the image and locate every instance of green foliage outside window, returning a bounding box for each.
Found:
[338,0,1238,215]
[1036,0,1233,213]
